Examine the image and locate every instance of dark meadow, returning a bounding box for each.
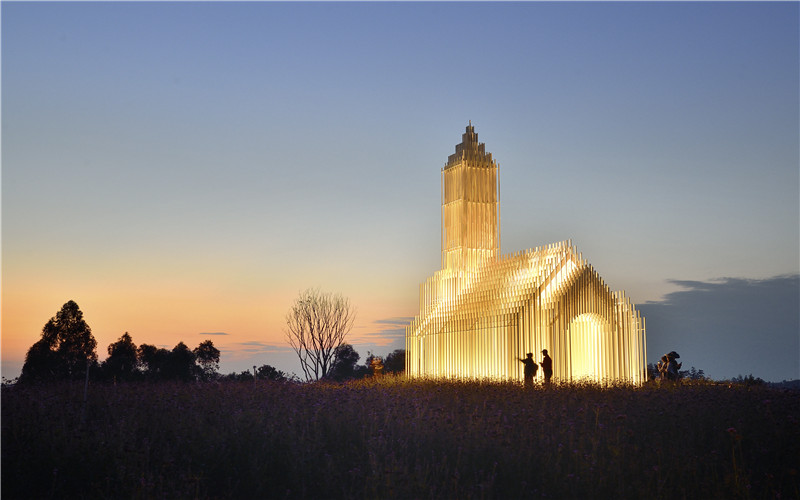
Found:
[2,377,798,499]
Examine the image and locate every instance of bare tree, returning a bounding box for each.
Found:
[285,288,356,381]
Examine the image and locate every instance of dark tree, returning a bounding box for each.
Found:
[164,342,196,381]
[256,364,288,382]
[194,340,221,381]
[328,343,361,381]
[138,343,170,380]
[102,332,139,382]
[19,339,61,383]
[20,301,98,383]
[679,366,707,381]
[222,370,255,381]
[731,374,765,386]
[383,349,406,374]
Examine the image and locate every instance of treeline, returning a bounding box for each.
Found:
[327,344,405,381]
[646,363,708,382]
[645,363,772,386]
[17,300,231,384]
[15,300,404,386]
[221,344,405,383]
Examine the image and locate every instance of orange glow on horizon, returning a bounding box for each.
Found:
[1,265,414,379]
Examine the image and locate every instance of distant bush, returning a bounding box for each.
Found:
[729,374,766,386]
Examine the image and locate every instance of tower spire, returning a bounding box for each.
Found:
[441,124,499,270]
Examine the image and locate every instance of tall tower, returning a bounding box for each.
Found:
[441,123,500,270]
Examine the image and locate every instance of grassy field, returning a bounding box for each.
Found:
[2,377,798,499]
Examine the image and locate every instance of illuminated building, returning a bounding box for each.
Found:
[406,124,647,384]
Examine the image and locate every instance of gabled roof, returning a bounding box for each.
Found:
[411,240,606,337]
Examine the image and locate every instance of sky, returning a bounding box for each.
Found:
[2,1,798,382]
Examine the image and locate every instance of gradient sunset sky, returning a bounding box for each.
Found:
[3,2,798,382]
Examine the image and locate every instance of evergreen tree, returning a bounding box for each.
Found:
[164,342,196,381]
[20,301,98,383]
[384,349,406,374]
[194,340,221,381]
[138,343,170,380]
[103,332,139,382]
[328,343,361,380]
[256,364,288,382]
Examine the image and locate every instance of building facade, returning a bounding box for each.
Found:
[406,124,647,384]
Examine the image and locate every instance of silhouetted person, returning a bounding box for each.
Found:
[519,353,538,388]
[657,355,669,381]
[666,351,682,381]
[541,349,553,386]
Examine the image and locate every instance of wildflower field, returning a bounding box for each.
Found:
[2,378,798,499]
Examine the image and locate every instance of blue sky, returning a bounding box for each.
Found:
[3,2,798,381]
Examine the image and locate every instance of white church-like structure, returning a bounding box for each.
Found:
[406,124,647,384]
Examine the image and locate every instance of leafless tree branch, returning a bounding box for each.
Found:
[284,288,356,382]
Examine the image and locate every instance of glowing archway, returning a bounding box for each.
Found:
[567,313,611,383]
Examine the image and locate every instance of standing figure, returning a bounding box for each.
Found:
[666,351,682,381]
[657,355,669,381]
[541,349,553,386]
[519,353,538,388]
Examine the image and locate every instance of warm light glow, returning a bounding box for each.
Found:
[568,313,609,382]
[406,124,647,384]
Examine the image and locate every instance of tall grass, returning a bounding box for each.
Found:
[2,378,798,499]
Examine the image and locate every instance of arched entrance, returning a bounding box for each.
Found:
[567,313,612,383]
